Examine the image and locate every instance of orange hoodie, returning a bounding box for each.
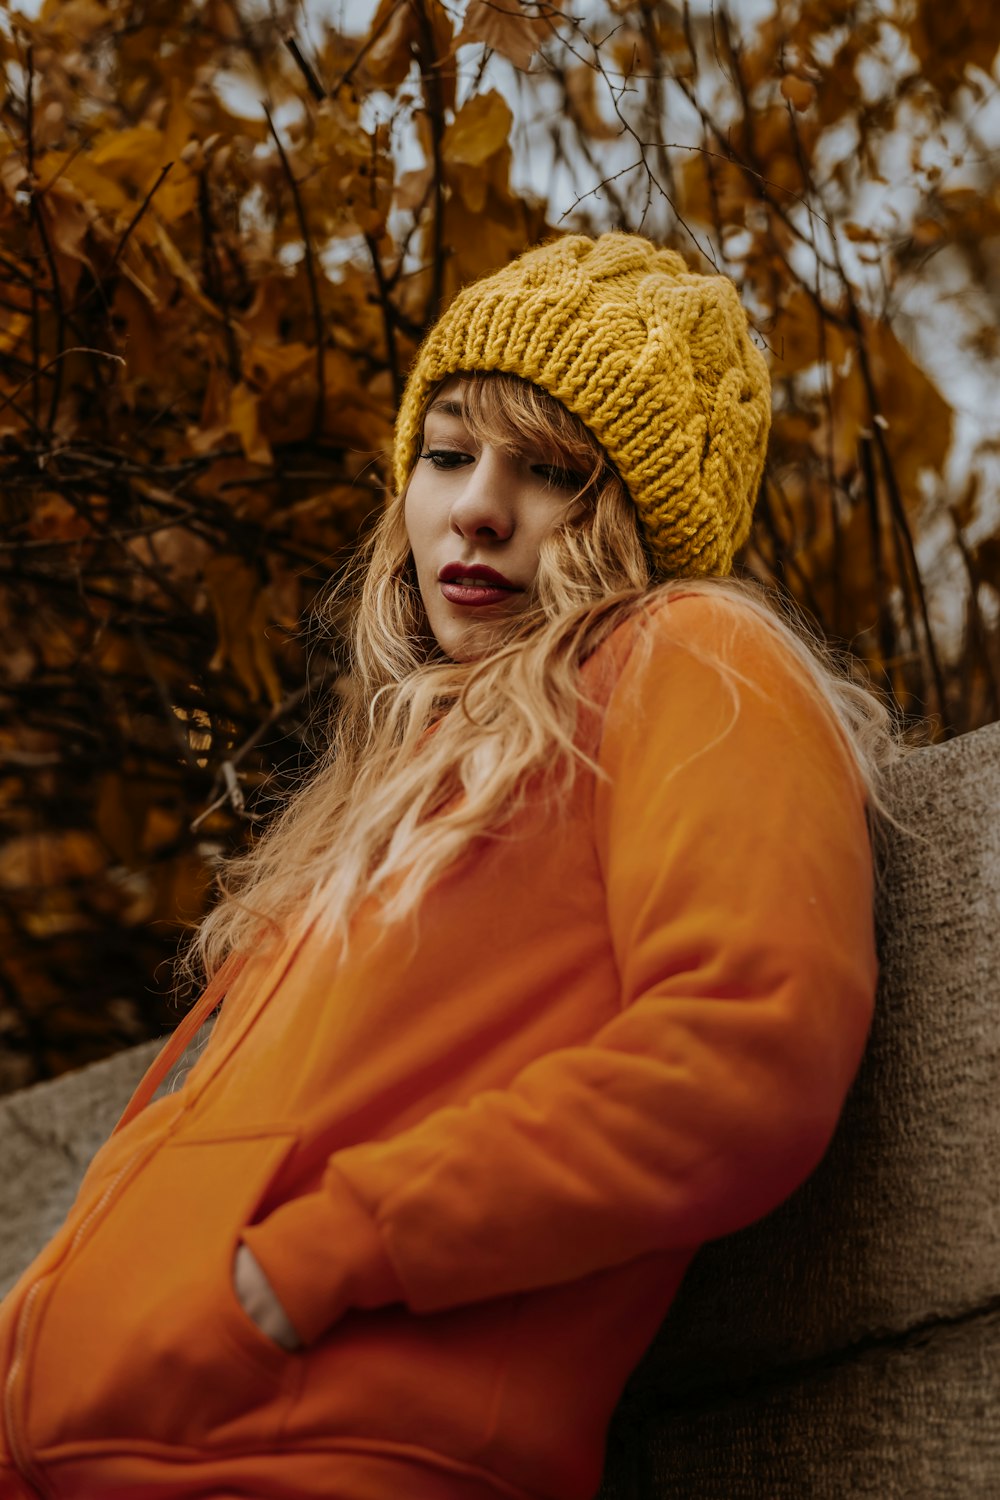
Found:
[0,592,878,1500]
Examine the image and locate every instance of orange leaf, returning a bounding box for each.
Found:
[770,286,849,375]
[26,494,92,543]
[565,65,621,142]
[842,221,882,243]
[96,773,141,865]
[780,74,816,112]
[457,0,565,69]
[40,0,111,44]
[364,0,421,88]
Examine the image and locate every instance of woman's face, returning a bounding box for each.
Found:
[404,377,583,662]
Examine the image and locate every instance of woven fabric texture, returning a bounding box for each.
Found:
[596,718,1000,1497]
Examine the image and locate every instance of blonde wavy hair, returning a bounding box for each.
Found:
[187,372,907,985]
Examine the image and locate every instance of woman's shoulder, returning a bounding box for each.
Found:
[583,581,868,805]
[583,582,814,703]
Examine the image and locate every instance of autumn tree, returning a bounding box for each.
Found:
[1,0,998,1088]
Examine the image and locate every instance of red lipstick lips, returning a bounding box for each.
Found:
[438,562,522,608]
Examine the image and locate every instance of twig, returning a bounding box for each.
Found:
[947,506,1000,730]
[857,431,898,700]
[197,167,241,382]
[411,0,447,325]
[190,760,245,830]
[284,33,325,102]
[25,43,41,431]
[839,271,948,722]
[190,682,311,831]
[130,625,204,771]
[115,161,175,273]
[264,103,325,440]
[365,232,402,405]
[0,347,125,432]
[328,0,407,96]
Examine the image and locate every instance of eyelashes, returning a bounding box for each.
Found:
[418,449,584,489]
[418,449,466,469]
[540,468,586,490]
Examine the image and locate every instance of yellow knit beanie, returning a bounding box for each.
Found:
[392,231,771,576]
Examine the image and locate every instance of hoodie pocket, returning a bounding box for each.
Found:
[25,1126,301,1456]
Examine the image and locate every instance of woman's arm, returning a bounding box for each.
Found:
[240,593,878,1346]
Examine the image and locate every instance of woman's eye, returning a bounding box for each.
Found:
[535,465,583,489]
[419,449,471,470]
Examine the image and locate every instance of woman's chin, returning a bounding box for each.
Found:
[434,619,501,664]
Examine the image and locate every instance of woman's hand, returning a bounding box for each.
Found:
[232,1242,304,1352]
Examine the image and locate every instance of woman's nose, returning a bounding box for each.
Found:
[449,448,515,541]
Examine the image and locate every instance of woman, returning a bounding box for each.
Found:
[0,232,896,1500]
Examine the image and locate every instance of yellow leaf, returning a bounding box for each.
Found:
[39,0,111,43]
[91,124,164,178]
[204,555,279,703]
[283,483,374,545]
[0,831,106,890]
[239,275,294,343]
[41,179,92,261]
[40,150,132,217]
[320,386,393,452]
[442,90,513,167]
[866,319,953,495]
[446,157,491,213]
[249,587,284,707]
[243,341,315,389]
[111,278,166,382]
[770,287,849,375]
[439,185,542,299]
[204,0,242,41]
[36,179,95,302]
[338,155,394,238]
[0,308,29,358]
[0,150,29,197]
[229,382,273,466]
[153,222,225,322]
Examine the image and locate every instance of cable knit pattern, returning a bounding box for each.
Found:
[392,231,771,576]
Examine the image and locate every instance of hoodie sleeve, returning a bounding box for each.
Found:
[241,592,879,1346]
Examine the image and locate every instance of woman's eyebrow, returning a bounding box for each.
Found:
[426,399,466,418]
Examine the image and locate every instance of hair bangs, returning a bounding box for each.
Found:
[439,371,612,495]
